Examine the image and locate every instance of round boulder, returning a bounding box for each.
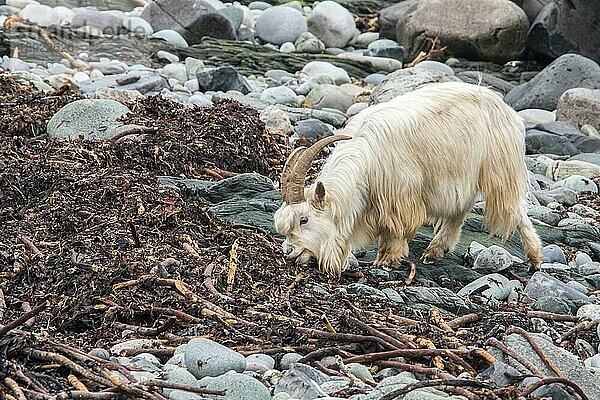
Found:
[307,1,356,49]
[183,338,246,379]
[396,0,529,62]
[255,6,307,45]
[47,99,131,141]
[556,88,600,130]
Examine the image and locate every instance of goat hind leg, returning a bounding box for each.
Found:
[421,213,467,264]
[518,208,542,270]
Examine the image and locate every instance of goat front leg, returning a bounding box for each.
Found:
[374,230,409,267]
[421,212,467,264]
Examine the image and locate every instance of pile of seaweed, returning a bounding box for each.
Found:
[0,75,598,400]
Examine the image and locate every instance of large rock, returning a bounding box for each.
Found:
[196,66,252,94]
[47,100,131,141]
[255,6,307,45]
[306,1,356,49]
[184,338,246,379]
[505,54,600,111]
[556,88,600,130]
[140,0,236,45]
[500,332,600,399]
[369,66,460,104]
[396,0,529,62]
[378,0,418,40]
[525,121,600,156]
[527,0,600,63]
[524,272,592,303]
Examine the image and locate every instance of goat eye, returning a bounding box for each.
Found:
[299,217,308,225]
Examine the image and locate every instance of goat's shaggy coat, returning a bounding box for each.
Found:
[275,81,542,275]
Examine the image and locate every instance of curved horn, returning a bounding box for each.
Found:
[284,134,352,204]
[281,146,306,203]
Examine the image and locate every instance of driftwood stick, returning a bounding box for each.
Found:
[0,300,49,335]
[380,379,494,400]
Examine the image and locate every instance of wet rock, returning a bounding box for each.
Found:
[199,370,270,400]
[294,118,333,143]
[184,338,246,379]
[556,88,600,130]
[47,99,131,141]
[307,1,355,49]
[255,5,307,45]
[505,54,600,111]
[396,0,528,62]
[369,66,459,104]
[196,66,252,94]
[273,363,327,399]
[140,0,236,44]
[525,272,592,303]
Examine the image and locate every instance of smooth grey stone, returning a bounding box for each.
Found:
[533,187,578,206]
[306,1,355,49]
[248,1,271,10]
[363,73,386,85]
[552,175,598,194]
[569,153,600,167]
[458,273,513,301]
[255,5,307,45]
[79,73,169,94]
[542,244,567,264]
[199,371,270,400]
[403,286,477,314]
[184,338,246,379]
[577,304,600,321]
[556,88,600,130]
[575,252,594,266]
[525,272,592,303]
[527,205,561,226]
[47,99,131,141]
[473,245,514,274]
[152,29,189,47]
[300,61,350,85]
[294,31,326,54]
[260,86,298,106]
[294,118,333,142]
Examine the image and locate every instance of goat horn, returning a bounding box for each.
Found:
[283,134,352,204]
[281,146,306,203]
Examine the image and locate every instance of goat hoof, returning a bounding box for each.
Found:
[420,253,441,265]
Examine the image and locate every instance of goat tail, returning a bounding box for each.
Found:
[478,98,529,240]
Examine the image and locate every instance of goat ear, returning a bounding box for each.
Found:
[315,181,326,202]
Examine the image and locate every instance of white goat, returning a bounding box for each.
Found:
[274,81,542,275]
